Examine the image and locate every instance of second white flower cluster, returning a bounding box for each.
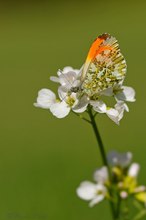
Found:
[77,151,146,207]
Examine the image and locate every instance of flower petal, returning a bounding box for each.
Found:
[107,151,132,168]
[76,181,97,201]
[62,66,81,75]
[89,184,106,207]
[90,100,107,113]
[93,166,109,183]
[58,86,68,100]
[50,101,70,118]
[134,186,146,193]
[106,108,119,124]
[116,86,136,102]
[72,95,89,113]
[50,76,60,83]
[59,72,77,87]
[89,194,104,207]
[55,66,81,88]
[128,163,140,177]
[115,101,129,121]
[34,89,56,109]
[62,66,75,74]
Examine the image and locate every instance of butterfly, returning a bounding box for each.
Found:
[79,33,127,97]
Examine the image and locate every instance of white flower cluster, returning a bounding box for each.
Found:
[77,151,146,207]
[34,66,135,124]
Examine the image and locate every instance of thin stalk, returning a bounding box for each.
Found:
[116,194,121,219]
[73,112,91,124]
[88,106,117,220]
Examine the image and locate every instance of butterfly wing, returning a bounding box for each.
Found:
[81,33,126,97]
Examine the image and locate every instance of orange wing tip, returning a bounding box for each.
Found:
[86,33,112,61]
[98,33,111,40]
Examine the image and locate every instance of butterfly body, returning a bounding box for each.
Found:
[70,86,81,93]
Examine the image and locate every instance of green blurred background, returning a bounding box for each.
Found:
[0,0,146,219]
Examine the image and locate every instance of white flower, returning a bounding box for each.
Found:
[93,166,109,184]
[57,86,88,115]
[114,86,136,102]
[107,151,132,168]
[34,88,70,118]
[88,84,135,124]
[76,181,107,207]
[101,85,136,102]
[90,100,129,125]
[34,65,135,122]
[107,101,129,124]
[42,66,88,118]
[34,86,88,119]
[50,66,82,90]
[128,163,140,178]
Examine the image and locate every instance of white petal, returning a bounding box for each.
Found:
[93,166,109,183]
[50,101,70,118]
[72,95,89,113]
[116,86,136,102]
[128,163,140,177]
[89,184,106,206]
[89,194,104,207]
[34,89,56,109]
[58,86,68,100]
[57,69,62,76]
[62,66,75,74]
[107,151,132,168]
[60,72,77,87]
[134,186,146,193]
[90,100,107,113]
[89,184,107,207]
[76,181,97,201]
[123,103,129,112]
[50,76,60,83]
[61,66,80,75]
[106,108,119,125]
[115,101,129,121]
[73,105,87,113]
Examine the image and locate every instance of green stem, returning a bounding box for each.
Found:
[116,195,121,219]
[88,106,117,220]
[73,111,91,124]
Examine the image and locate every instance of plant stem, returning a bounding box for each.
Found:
[73,111,91,124]
[88,106,117,220]
[116,195,121,219]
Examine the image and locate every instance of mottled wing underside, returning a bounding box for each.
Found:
[81,33,127,97]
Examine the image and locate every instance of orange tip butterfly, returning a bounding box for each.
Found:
[80,33,126,97]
